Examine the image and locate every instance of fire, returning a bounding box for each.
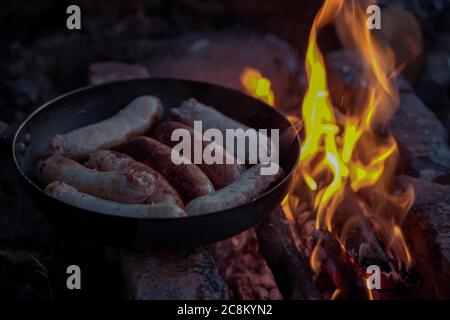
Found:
[241,0,415,299]
[331,288,341,300]
[240,67,275,106]
[300,0,414,271]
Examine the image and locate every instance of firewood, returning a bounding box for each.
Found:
[331,190,390,271]
[312,229,368,299]
[255,207,321,300]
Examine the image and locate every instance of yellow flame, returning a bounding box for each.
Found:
[366,284,374,301]
[281,194,295,222]
[331,288,341,300]
[240,67,275,106]
[240,0,415,298]
[390,225,412,267]
[310,240,322,275]
[296,0,414,274]
[304,174,318,191]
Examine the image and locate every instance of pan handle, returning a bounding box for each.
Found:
[0,121,16,157]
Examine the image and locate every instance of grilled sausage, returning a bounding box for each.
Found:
[153,121,246,189]
[120,137,214,202]
[45,181,186,218]
[171,98,273,164]
[85,150,184,208]
[185,163,284,216]
[171,98,250,134]
[37,155,154,204]
[50,95,164,160]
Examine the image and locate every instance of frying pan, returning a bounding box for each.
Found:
[8,78,300,251]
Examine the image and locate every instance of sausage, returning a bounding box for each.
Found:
[37,154,154,204]
[50,95,164,160]
[171,98,273,164]
[120,137,214,202]
[171,98,250,134]
[85,150,184,208]
[45,181,186,218]
[185,163,284,216]
[153,121,246,189]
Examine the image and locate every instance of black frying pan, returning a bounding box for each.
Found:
[10,78,300,251]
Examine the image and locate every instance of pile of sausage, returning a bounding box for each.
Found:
[36,96,284,219]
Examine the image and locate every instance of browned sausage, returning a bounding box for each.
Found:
[120,137,215,202]
[45,181,186,218]
[171,98,273,164]
[171,98,250,134]
[185,163,284,216]
[153,121,246,189]
[37,154,154,204]
[85,150,184,208]
[50,96,163,160]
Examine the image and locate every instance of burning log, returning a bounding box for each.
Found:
[336,217,390,271]
[293,203,412,300]
[255,207,321,300]
[121,248,228,300]
[311,229,368,299]
[291,199,390,271]
[331,190,390,271]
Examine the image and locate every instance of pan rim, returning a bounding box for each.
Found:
[13,78,300,222]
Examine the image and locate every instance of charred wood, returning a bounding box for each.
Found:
[312,229,368,299]
[255,207,321,300]
[331,190,390,271]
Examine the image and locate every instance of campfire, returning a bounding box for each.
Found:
[240,0,421,300]
[1,0,449,301]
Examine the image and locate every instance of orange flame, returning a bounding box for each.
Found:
[366,283,374,300]
[241,0,415,299]
[331,288,341,300]
[299,0,414,272]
